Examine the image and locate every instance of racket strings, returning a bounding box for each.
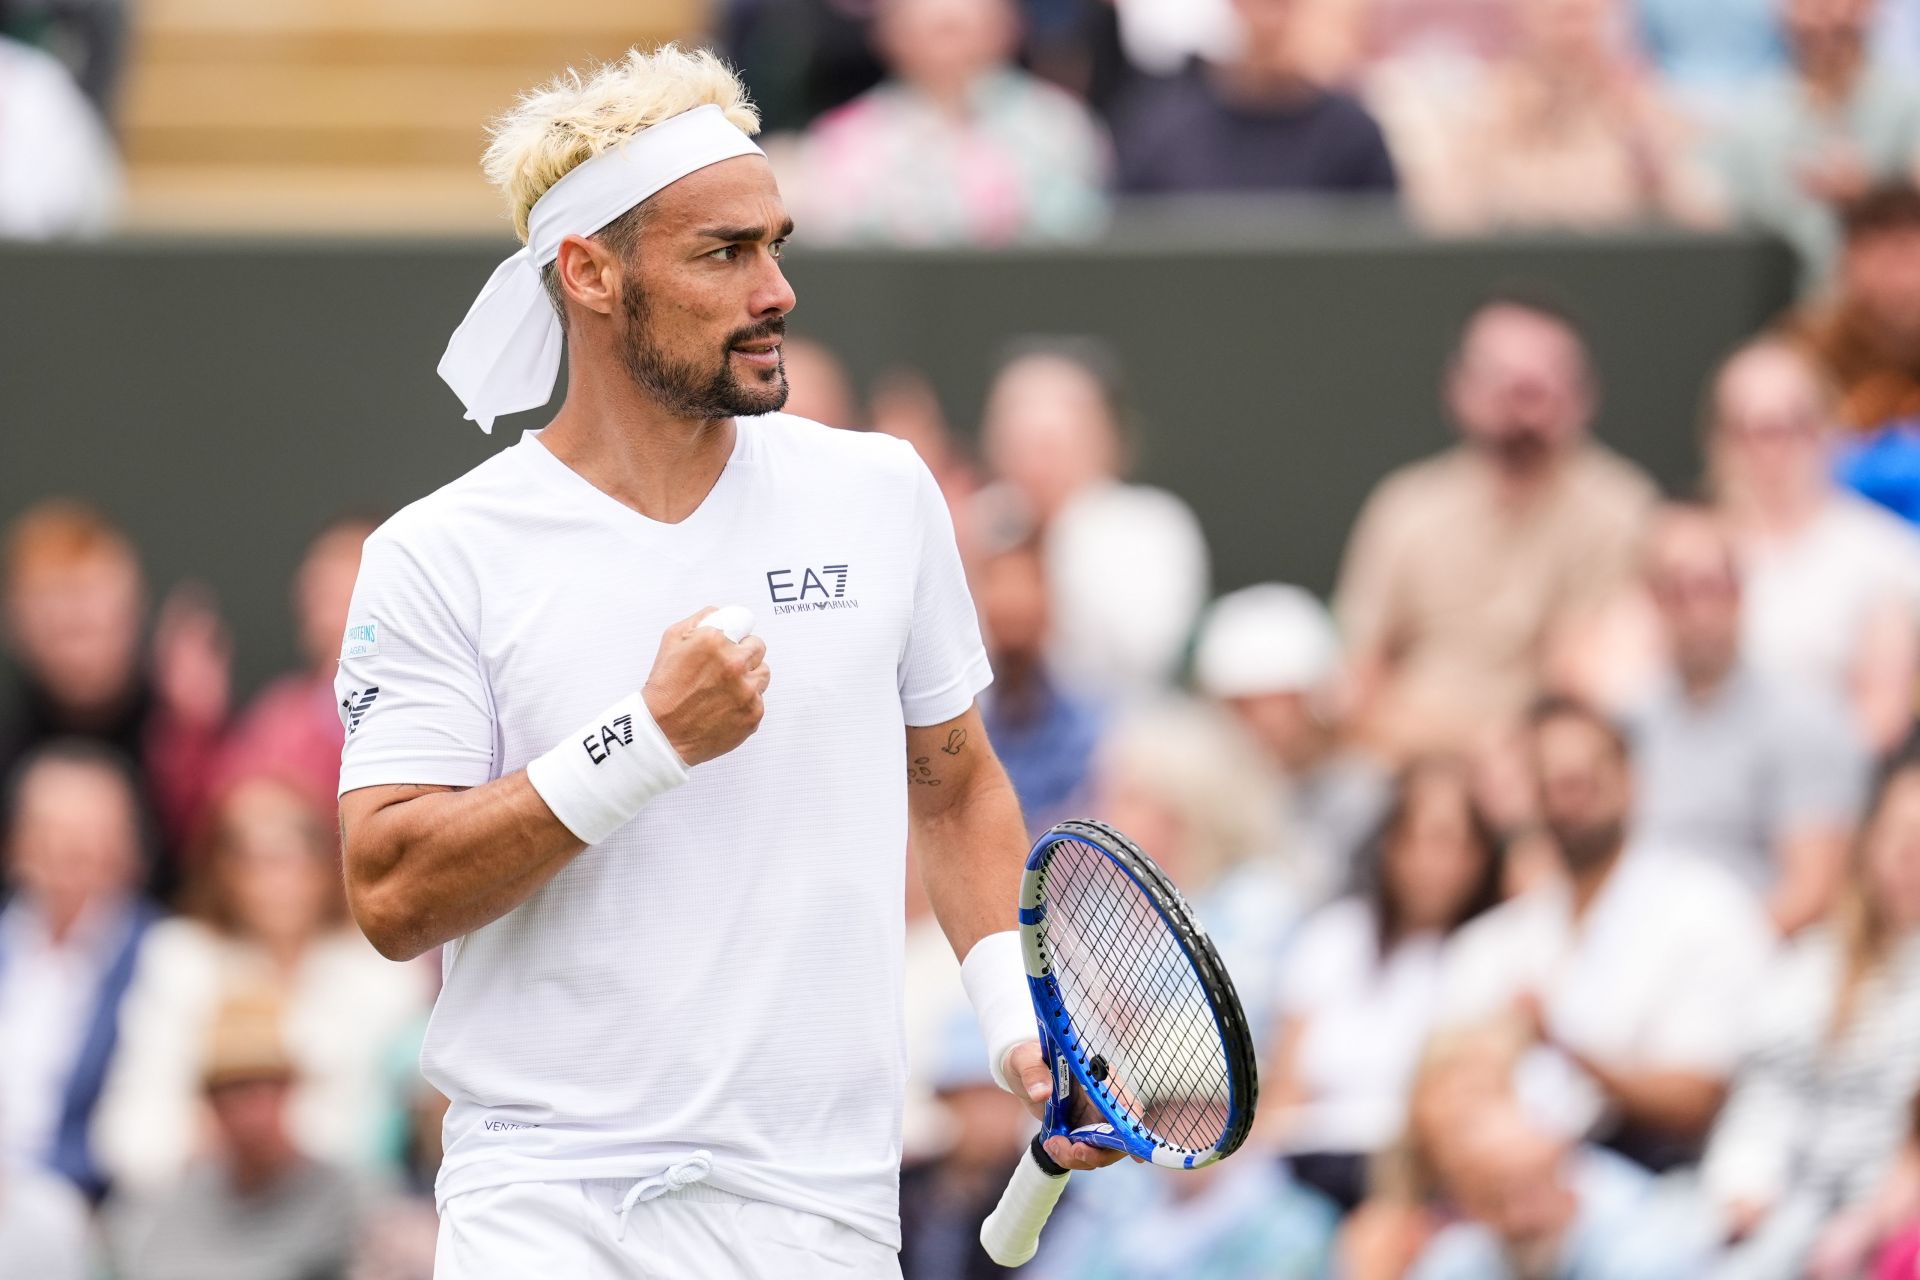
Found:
[1039,840,1231,1152]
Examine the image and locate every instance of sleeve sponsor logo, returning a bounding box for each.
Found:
[340,686,380,733]
[342,623,380,658]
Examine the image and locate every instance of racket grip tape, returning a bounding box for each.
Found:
[979,1134,1072,1267]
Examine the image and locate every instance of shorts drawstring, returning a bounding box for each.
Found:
[614,1152,714,1241]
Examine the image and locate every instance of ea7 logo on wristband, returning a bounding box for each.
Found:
[766,563,858,615]
[583,713,636,764]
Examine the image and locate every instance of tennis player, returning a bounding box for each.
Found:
[335,45,1117,1279]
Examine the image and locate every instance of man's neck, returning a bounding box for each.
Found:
[1802,47,1864,109]
[1679,655,1736,704]
[1568,851,1622,922]
[1474,448,1568,508]
[540,364,738,524]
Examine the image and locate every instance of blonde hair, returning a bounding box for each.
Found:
[482,44,761,243]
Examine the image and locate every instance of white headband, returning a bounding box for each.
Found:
[437,104,765,432]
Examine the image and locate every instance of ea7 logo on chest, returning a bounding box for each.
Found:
[766,563,859,615]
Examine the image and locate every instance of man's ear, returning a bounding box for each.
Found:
[553,234,620,318]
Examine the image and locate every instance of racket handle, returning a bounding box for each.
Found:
[979,1134,1071,1267]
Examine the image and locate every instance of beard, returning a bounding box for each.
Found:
[1476,423,1555,472]
[619,286,789,419]
[1545,815,1625,873]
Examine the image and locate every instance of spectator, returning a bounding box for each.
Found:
[974,532,1105,836]
[1193,583,1390,898]
[719,0,886,134]
[1793,183,1920,434]
[0,35,117,239]
[1408,1099,1717,1280]
[898,1012,1030,1280]
[1634,0,1786,125]
[1336,293,1657,760]
[1396,0,1713,232]
[94,776,430,1194]
[1834,1093,1920,1280]
[978,343,1210,698]
[1708,338,1920,752]
[795,0,1110,244]
[1438,696,1775,1169]
[1712,0,1920,290]
[1265,755,1504,1212]
[1089,699,1298,1039]
[1625,505,1871,934]
[1112,0,1398,196]
[1698,750,1920,1277]
[0,1151,93,1280]
[215,516,377,822]
[779,333,860,429]
[1,500,230,880]
[0,741,157,1197]
[1339,1022,1531,1280]
[105,990,363,1280]
[1031,1155,1337,1279]
[0,0,133,117]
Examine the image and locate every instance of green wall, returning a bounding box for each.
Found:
[0,215,1795,695]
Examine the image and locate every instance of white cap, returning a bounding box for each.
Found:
[1193,583,1341,699]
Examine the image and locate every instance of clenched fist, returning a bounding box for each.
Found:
[642,607,770,767]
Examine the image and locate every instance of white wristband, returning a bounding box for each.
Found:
[525,691,689,845]
[961,930,1037,1095]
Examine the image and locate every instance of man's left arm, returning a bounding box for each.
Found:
[907,703,1122,1172]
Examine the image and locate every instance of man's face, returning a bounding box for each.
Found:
[981,355,1122,520]
[613,155,796,420]
[1530,715,1630,872]
[1448,307,1593,474]
[977,547,1050,665]
[1843,227,1920,357]
[1645,515,1743,685]
[6,757,140,916]
[293,525,370,674]
[1786,0,1872,63]
[4,550,143,712]
[208,1077,294,1163]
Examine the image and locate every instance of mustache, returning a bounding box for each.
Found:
[726,316,787,349]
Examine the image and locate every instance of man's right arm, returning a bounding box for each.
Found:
[340,607,769,962]
[340,776,583,962]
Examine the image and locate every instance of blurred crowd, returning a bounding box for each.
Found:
[10,0,1920,289]
[14,258,1920,1279]
[7,1,1920,1280]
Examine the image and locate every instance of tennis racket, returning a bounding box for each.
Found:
[978,818,1259,1267]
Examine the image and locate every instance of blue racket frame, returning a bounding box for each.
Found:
[1017,819,1259,1171]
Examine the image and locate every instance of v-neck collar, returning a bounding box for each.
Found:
[515,420,756,538]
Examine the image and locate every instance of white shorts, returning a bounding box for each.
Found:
[434,1179,903,1280]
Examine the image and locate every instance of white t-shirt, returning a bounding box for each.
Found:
[1275,898,1448,1155]
[1437,847,1773,1139]
[1741,495,1920,701]
[335,417,992,1246]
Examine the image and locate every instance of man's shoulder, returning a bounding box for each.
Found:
[749,413,923,480]
[1359,448,1476,519]
[365,444,541,557]
[1613,847,1768,938]
[1568,444,1661,510]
